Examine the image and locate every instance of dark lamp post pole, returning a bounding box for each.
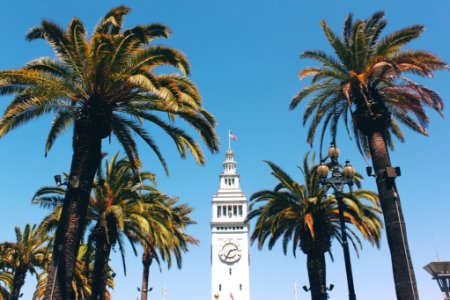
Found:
[318,144,357,300]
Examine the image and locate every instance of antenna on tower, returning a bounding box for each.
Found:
[433,235,440,261]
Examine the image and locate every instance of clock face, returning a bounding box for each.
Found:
[219,241,242,263]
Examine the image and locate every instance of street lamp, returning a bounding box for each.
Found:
[303,284,334,292]
[302,284,334,299]
[137,286,153,300]
[317,144,357,300]
[424,261,450,299]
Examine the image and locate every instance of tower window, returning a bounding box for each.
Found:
[233,205,237,216]
[223,206,226,216]
[238,205,243,216]
[229,268,232,275]
[219,284,222,291]
[217,206,221,218]
[240,284,242,291]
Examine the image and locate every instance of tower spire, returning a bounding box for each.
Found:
[211,145,250,300]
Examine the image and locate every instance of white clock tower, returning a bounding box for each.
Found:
[211,146,250,300]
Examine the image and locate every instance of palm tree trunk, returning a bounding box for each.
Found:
[367,130,419,300]
[306,251,327,300]
[11,269,26,300]
[44,119,102,300]
[141,247,153,300]
[91,228,113,300]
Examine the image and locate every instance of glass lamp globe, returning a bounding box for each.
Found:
[317,163,329,177]
[328,145,340,158]
[342,163,356,179]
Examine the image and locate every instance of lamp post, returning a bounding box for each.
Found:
[317,144,357,300]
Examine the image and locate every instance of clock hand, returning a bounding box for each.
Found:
[226,248,237,258]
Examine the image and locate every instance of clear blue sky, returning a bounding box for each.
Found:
[1,0,450,299]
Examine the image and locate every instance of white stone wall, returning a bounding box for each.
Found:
[211,231,250,300]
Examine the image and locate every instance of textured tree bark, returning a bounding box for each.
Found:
[11,269,26,300]
[367,130,419,300]
[141,247,153,300]
[306,251,327,300]
[91,225,114,300]
[43,118,102,300]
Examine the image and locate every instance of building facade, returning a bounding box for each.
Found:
[211,148,250,300]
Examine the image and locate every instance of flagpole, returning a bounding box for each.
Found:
[228,129,231,150]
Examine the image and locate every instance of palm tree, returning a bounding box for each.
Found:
[87,154,162,300]
[0,5,218,298]
[0,270,13,300]
[33,244,114,300]
[32,186,115,300]
[139,196,198,300]
[0,225,48,300]
[290,11,446,299]
[32,155,147,300]
[246,154,382,300]
[32,153,190,300]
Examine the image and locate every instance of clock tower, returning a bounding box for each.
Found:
[211,147,250,300]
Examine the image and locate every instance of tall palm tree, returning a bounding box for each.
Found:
[0,225,48,300]
[139,196,198,300]
[33,190,115,300]
[33,244,114,300]
[247,154,382,300]
[0,5,218,298]
[290,11,446,299]
[87,154,163,300]
[32,153,187,300]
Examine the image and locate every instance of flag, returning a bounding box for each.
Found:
[229,131,237,141]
